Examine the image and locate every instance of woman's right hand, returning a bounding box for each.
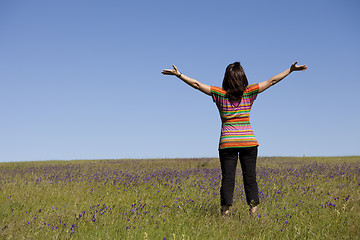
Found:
[290,61,308,72]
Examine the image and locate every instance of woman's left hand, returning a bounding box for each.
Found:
[161,65,180,76]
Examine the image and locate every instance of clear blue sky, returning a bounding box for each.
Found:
[1,0,359,162]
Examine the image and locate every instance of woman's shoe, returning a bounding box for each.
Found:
[249,205,258,217]
[221,205,230,215]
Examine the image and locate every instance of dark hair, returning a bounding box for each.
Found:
[222,62,248,105]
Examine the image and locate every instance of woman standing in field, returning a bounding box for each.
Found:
[161,61,307,216]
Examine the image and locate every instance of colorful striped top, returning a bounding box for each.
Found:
[210,84,260,150]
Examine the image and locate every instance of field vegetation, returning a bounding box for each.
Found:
[1,156,359,239]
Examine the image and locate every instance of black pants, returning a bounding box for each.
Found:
[219,146,259,207]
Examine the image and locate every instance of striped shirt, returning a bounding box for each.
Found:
[210,84,259,150]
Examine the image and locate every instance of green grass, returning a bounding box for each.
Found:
[1,156,359,239]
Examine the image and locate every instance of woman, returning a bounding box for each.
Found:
[161,61,307,216]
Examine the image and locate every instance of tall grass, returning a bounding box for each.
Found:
[1,156,359,239]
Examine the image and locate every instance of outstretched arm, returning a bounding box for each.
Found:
[162,65,211,96]
[258,61,307,93]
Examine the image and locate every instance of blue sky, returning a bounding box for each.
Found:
[1,0,359,162]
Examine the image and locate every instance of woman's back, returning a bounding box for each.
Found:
[211,84,259,120]
[210,84,260,149]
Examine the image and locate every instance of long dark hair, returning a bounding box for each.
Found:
[222,62,248,105]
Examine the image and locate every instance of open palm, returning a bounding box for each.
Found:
[161,65,180,76]
[290,61,308,72]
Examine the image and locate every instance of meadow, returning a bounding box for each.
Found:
[1,156,359,240]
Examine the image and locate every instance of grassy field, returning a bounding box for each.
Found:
[1,156,359,239]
